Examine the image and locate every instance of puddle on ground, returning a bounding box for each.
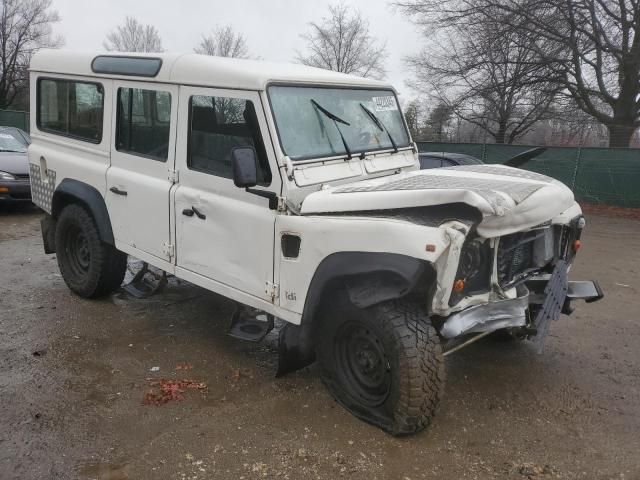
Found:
[78,462,129,480]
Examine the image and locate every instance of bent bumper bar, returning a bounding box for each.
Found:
[440,276,604,340]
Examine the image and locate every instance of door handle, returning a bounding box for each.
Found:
[109,186,128,196]
[182,208,194,217]
[191,206,206,220]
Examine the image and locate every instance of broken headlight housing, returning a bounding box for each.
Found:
[449,238,492,306]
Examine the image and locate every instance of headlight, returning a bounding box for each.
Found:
[449,238,492,306]
[0,171,16,181]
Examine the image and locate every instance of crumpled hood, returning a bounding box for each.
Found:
[299,164,576,237]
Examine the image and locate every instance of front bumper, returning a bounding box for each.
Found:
[0,179,31,201]
[440,266,603,340]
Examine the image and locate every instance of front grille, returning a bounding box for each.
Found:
[497,231,541,287]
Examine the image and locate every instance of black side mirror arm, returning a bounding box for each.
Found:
[245,187,278,210]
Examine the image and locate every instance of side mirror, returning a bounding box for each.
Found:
[231,146,258,188]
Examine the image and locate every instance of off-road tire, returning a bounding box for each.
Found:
[55,204,127,298]
[316,296,445,436]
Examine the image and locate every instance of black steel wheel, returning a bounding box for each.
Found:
[316,295,445,436]
[334,321,392,407]
[61,224,91,278]
[55,204,127,298]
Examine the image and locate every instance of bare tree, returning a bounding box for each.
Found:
[406,16,560,144]
[195,25,249,58]
[296,4,387,79]
[103,17,163,53]
[0,0,62,109]
[396,0,640,147]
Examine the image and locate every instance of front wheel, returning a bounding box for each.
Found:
[316,297,445,435]
[55,204,127,298]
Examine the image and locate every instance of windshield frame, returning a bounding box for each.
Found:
[266,82,412,163]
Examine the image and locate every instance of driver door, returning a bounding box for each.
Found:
[173,87,281,301]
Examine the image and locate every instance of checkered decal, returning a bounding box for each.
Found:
[29,163,56,214]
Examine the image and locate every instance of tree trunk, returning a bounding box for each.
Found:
[494,120,507,144]
[607,123,636,148]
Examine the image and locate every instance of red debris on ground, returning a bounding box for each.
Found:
[175,362,193,371]
[142,378,207,406]
[581,203,640,221]
[230,368,254,382]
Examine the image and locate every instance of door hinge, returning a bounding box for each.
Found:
[276,196,287,212]
[265,281,279,302]
[168,169,179,183]
[163,242,175,260]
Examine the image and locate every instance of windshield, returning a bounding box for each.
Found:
[268,86,410,161]
[0,131,27,153]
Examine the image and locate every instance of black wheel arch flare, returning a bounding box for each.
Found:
[277,251,437,376]
[51,179,115,246]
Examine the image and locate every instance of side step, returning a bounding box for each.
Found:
[228,306,274,342]
[122,261,168,298]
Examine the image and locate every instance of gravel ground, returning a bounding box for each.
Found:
[1,203,639,480]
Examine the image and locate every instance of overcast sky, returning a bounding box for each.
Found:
[53,0,424,99]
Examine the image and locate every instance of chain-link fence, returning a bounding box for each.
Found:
[417,141,640,208]
[0,109,30,132]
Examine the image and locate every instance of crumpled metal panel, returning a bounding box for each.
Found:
[440,292,529,338]
[442,164,553,183]
[333,173,543,207]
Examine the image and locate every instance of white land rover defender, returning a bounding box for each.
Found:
[29,50,602,435]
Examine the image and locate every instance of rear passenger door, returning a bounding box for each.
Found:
[106,81,179,267]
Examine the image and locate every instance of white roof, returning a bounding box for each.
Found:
[30,49,392,91]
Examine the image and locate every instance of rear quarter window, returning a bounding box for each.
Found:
[37,78,104,143]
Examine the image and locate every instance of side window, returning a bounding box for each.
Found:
[37,78,104,143]
[419,156,443,169]
[440,158,457,167]
[188,95,271,185]
[116,87,172,161]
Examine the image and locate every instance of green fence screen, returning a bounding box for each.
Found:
[0,109,30,132]
[418,142,640,208]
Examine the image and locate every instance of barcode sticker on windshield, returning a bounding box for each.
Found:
[372,96,397,111]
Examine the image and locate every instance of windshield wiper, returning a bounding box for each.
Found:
[360,103,398,153]
[311,99,353,159]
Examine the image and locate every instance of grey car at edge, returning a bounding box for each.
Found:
[0,127,32,202]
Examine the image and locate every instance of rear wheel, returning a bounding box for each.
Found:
[55,204,127,298]
[316,296,445,435]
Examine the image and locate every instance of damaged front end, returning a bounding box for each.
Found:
[436,214,603,353]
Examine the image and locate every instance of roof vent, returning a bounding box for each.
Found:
[91,56,162,77]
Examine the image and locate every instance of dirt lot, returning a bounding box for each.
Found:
[1,203,639,480]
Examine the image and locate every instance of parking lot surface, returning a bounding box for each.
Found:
[1,203,639,480]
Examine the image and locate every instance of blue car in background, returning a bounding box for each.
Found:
[419,151,484,169]
[419,147,546,170]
